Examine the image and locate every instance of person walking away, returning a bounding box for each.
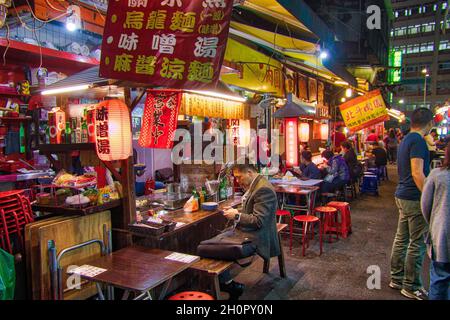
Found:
[377,135,386,149]
[387,129,399,164]
[421,142,450,300]
[389,108,434,300]
[424,129,437,162]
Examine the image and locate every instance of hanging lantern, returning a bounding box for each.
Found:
[94,99,132,161]
[434,113,444,124]
[299,122,310,142]
[320,123,329,140]
[285,118,299,167]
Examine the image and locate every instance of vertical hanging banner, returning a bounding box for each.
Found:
[139,90,182,149]
[339,89,389,133]
[99,0,234,89]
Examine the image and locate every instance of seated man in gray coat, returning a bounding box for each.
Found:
[220,160,280,299]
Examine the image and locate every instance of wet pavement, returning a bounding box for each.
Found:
[233,165,430,300]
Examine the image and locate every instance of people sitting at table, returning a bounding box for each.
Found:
[366,142,388,168]
[291,151,322,179]
[320,150,350,193]
[341,141,362,183]
[220,159,280,300]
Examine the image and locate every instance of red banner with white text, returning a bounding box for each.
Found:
[139,90,182,149]
[99,0,234,89]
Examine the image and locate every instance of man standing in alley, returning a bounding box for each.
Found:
[389,108,434,300]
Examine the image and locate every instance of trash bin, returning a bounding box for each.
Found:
[0,249,15,300]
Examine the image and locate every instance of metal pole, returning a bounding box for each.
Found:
[424,75,427,107]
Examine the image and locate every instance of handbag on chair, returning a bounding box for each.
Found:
[197,228,257,266]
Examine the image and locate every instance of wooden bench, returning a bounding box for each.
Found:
[190,223,287,299]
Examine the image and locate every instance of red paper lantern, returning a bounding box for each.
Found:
[320,123,329,140]
[285,118,299,167]
[94,99,132,161]
[434,113,444,124]
[299,122,310,142]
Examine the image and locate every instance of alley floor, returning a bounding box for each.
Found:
[234,165,430,300]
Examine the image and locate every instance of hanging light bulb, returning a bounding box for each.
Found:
[66,5,81,32]
[345,88,353,98]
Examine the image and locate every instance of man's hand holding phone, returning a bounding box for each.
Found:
[223,207,239,220]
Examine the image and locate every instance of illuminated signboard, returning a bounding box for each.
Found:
[388,50,402,84]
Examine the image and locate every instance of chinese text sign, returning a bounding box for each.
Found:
[339,90,389,133]
[100,0,234,89]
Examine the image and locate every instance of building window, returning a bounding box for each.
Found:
[434,4,438,11]
[409,25,421,34]
[395,11,399,18]
[420,42,434,53]
[443,2,448,10]
[439,62,450,71]
[439,40,450,51]
[422,22,435,33]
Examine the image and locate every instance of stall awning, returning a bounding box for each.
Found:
[273,97,316,118]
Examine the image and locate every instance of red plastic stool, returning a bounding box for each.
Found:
[314,206,339,243]
[276,210,294,252]
[293,215,322,257]
[327,201,352,238]
[168,291,215,300]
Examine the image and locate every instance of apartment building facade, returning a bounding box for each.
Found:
[391,0,450,114]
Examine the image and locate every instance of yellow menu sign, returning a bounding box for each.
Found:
[339,89,389,132]
[221,38,284,96]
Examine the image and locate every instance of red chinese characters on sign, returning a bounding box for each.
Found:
[339,89,389,133]
[227,119,240,146]
[139,90,182,149]
[96,106,110,155]
[100,0,234,89]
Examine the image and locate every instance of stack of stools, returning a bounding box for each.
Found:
[360,172,379,196]
[326,201,352,238]
[314,206,339,243]
[0,190,34,254]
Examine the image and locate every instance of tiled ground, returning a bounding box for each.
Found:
[232,165,430,300]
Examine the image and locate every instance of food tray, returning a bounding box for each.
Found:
[142,219,177,233]
[128,222,165,237]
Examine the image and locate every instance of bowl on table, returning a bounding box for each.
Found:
[201,202,218,211]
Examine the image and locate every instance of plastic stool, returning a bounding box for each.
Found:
[360,175,379,196]
[168,291,215,300]
[327,201,352,238]
[293,215,322,257]
[276,210,294,252]
[314,206,339,243]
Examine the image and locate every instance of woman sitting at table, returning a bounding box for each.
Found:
[320,150,350,193]
[341,141,362,182]
[291,151,322,179]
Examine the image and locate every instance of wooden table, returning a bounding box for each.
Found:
[133,197,242,254]
[67,246,199,300]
